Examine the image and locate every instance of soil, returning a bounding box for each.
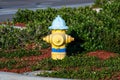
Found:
[0,47,51,73]
[86,50,120,79]
[0,22,26,28]
[86,50,119,60]
[14,22,26,27]
[0,49,119,73]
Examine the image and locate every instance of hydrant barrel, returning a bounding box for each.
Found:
[43,15,74,60]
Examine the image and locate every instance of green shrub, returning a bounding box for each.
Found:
[93,0,120,8]
[13,9,35,23]
[8,3,120,53]
[94,0,108,7]
[0,25,28,49]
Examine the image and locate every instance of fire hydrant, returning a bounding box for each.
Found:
[43,15,74,60]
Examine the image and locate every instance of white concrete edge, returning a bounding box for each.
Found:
[92,8,103,13]
[0,71,72,80]
[0,24,26,30]
[12,26,26,30]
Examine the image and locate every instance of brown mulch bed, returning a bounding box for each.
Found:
[0,48,120,79]
[0,48,51,73]
[0,49,119,73]
[87,50,120,79]
[0,22,26,28]
[86,50,119,60]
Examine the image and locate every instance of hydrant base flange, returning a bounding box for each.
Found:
[52,52,66,60]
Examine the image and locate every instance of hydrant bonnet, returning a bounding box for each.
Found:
[49,15,68,30]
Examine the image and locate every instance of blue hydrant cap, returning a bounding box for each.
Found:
[49,15,68,30]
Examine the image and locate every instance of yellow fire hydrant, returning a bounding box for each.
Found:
[43,15,74,60]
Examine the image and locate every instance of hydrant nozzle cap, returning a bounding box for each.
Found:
[43,37,45,41]
[49,15,68,30]
[71,37,74,41]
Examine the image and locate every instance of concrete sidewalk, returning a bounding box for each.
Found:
[0,71,71,80]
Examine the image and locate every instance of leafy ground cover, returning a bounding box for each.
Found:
[0,47,51,73]
[36,51,120,80]
[0,47,120,80]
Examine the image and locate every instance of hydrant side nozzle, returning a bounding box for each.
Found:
[43,37,46,41]
[69,36,74,43]
[43,35,51,43]
[71,37,74,42]
[65,35,74,43]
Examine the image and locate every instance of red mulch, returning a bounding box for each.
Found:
[87,50,120,79]
[86,50,119,60]
[0,48,120,79]
[14,22,26,27]
[0,22,26,28]
[0,67,31,73]
[0,47,51,73]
